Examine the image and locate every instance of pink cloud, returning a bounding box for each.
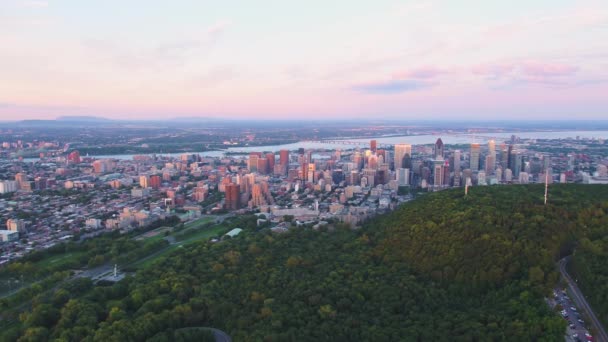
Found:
[519,61,579,77]
[471,63,515,78]
[393,66,447,79]
[472,61,579,79]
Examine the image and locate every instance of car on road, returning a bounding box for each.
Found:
[585,332,593,341]
[578,318,584,324]
[571,306,577,311]
[569,323,576,329]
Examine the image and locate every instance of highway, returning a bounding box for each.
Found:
[559,257,608,342]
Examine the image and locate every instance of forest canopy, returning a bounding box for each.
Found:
[3,184,608,341]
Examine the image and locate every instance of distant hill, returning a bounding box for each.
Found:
[56,116,114,122]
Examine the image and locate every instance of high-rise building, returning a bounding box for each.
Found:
[368,154,378,170]
[266,153,275,173]
[453,150,461,174]
[433,159,444,188]
[434,138,444,159]
[307,163,316,183]
[397,168,410,186]
[394,144,412,171]
[257,158,269,174]
[15,173,28,189]
[488,140,496,155]
[225,183,240,210]
[250,183,265,207]
[509,149,521,177]
[149,175,162,189]
[248,152,261,173]
[484,154,495,175]
[279,149,289,171]
[486,140,496,175]
[6,219,26,233]
[470,143,480,171]
[139,175,149,188]
[370,140,377,153]
[0,180,18,194]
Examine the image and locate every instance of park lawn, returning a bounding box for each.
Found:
[34,251,86,268]
[135,225,229,269]
[184,217,215,230]
[142,227,173,242]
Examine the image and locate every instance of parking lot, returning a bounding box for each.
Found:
[552,287,595,342]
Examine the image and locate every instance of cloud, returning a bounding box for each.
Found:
[472,63,516,79]
[519,61,579,78]
[472,61,582,87]
[352,79,434,94]
[189,66,236,88]
[81,20,231,70]
[21,1,48,8]
[393,66,448,79]
[205,20,231,36]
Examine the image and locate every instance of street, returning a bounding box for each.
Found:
[558,257,608,342]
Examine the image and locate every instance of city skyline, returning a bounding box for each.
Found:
[1,0,608,120]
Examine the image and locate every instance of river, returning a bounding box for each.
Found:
[20,130,608,162]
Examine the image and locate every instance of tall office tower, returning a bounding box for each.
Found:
[370,140,377,153]
[443,162,450,186]
[470,143,480,171]
[509,149,521,177]
[248,152,261,172]
[257,158,269,175]
[368,154,378,170]
[150,175,162,189]
[453,169,461,187]
[488,140,496,155]
[376,169,387,185]
[362,169,376,187]
[485,154,495,175]
[353,152,363,171]
[251,184,266,207]
[225,183,240,210]
[433,159,444,188]
[394,144,412,171]
[279,149,289,169]
[507,144,514,169]
[307,164,316,183]
[348,170,360,186]
[486,139,496,175]
[397,168,410,186]
[139,175,150,188]
[434,138,444,159]
[478,171,487,185]
[266,153,275,172]
[453,150,461,174]
[15,173,28,189]
[500,147,509,169]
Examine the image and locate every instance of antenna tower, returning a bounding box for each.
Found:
[545,169,549,205]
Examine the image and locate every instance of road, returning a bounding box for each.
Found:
[174,327,231,342]
[559,257,608,342]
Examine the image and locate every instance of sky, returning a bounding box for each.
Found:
[1,0,607,121]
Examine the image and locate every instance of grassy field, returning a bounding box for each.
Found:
[135,226,173,242]
[34,251,85,268]
[184,217,215,229]
[134,224,228,269]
